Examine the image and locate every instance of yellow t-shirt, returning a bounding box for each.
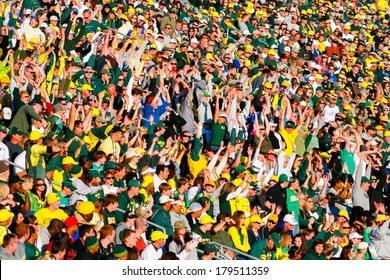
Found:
[279,128,299,156]
[34,207,69,227]
[30,144,48,167]
[98,136,121,159]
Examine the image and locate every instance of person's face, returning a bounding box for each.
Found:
[155,238,165,248]
[83,12,91,23]
[314,243,324,254]
[131,186,140,196]
[266,238,275,249]
[294,237,302,247]
[124,233,138,247]
[104,174,114,185]
[340,223,350,234]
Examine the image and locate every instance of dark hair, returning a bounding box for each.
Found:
[78,224,94,238]
[51,239,68,254]
[160,251,179,260]
[340,245,354,260]
[288,245,302,259]
[197,196,209,208]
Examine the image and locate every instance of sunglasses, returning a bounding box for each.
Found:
[268,220,276,224]
[35,183,45,186]
[342,226,350,229]
[106,177,114,179]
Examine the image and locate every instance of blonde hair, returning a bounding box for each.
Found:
[37,253,57,260]
[280,231,292,248]
[0,184,10,199]
[21,175,34,192]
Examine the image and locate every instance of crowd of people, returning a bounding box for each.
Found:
[0,0,390,261]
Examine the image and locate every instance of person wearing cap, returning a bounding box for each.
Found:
[151,194,174,236]
[249,232,280,260]
[9,176,31,213]
[141,230,169,260]
[199,242,220,260]
[98,125,124,161]
[115,179,143,224]
[185,202,203,229]
[160,8,177,37]
[34,192,69,227]
[192,214,216,250]
[266,174,290,217]
[278,104,303,157]
[0,209,14,246]
[0,124,9,164]
[169,221,197,260]
[112,245,128,260]
[9,97,45,135]
[369,214,390,260]
[169,198,190,231]
[45,103,66,139]
[87,115,114,153]
[5,128,25,164]
[75,235,101,260]
[64,216,79,244]
[57,180,77,209]
[352,176,371,211]
[52,156,78,192]
[83,170,105,203]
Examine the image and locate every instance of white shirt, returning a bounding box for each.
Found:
[323,105,339,123]
[141,244,163,260]
[153,174,166,193]
[102,184,119,195]
[0,142,9,161]
[13,151,25,175]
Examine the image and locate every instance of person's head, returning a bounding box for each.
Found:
[103,172,115,186]
[340,244,356,260]
[156,164,169,180]
[150,230,168,248]
[51,239,68,260]
[2,233,19,254]
[188,202,203,218]
[78,224,95,240]
[122,229,137,247]
[288,245,302,260]
[15,222,30,240]
[199,215,216,232]
[312,239,325,255]
[104,193,119,212]
[47,218,64,236]
[231,210,246,227]
[99,225,115,242]
[279,231,292,248]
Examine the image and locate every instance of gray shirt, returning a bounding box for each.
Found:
[0,246,16,260]
[370,220,390,260]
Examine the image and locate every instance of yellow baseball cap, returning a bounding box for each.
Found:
[0,209,14,222]
[268,49,276,56]
[200,215,217,224]
[150,231,169,241]
[81,84,94,91]
[47,192,60,204]
[29,131,44,141]
[62,156,78,165]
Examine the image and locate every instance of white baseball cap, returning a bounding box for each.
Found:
[283,214,298,225]
[348,232,363,240]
